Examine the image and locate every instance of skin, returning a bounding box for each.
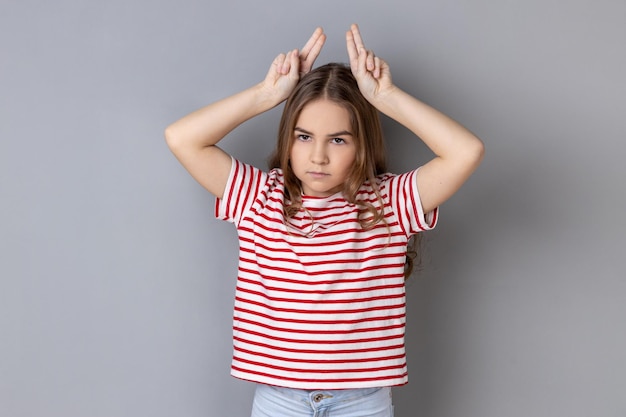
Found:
[165,24,484,213]
[289,99,356,197]
[345,24,484,213]
[164,28,326,200]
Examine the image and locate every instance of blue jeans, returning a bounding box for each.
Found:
[250,384,394,417]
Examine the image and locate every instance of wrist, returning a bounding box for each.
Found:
[254,81,287,111]
[367,85,401,113]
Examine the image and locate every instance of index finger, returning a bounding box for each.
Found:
[349,24,366,51]
[346,24,365,69]
[346,28,357,62]
[300,27,326,72]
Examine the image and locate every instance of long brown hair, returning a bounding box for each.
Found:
[267,63,421,278]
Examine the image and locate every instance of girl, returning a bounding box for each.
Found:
[166,24,484,417]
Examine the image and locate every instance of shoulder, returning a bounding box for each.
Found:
[216,159,286,223]
[231,159,286,200]
[359,171,416,195]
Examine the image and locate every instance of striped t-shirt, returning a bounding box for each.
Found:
[215,158,438,389]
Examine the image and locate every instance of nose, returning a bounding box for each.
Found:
[310,142,329,165]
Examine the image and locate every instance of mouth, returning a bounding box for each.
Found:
[307,171,329,178]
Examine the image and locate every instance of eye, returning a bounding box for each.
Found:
[297,134,311,141]
[331,137,347,144]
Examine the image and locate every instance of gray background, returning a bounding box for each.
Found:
[2,0,625,416]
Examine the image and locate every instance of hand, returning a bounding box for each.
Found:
[260,27,326,104]
[346,24,394,103]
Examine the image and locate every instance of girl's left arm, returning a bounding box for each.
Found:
[373,86,485,215]
[347,24,485,214]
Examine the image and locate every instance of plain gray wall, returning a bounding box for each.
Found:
[2,0,625,416]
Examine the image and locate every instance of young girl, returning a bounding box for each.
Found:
[166,24,484,417]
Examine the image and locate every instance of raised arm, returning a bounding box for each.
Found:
[346,24,484,214]
[165,28,326,199]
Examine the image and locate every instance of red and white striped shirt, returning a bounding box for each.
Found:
[215,158,438,389]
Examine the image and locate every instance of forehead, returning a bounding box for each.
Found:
[296,99,352,132]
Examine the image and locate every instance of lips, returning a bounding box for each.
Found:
[307,171,329,178]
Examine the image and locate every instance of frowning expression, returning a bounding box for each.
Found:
[289,99,357,197]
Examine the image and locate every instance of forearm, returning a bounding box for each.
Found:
[164,82,280,152]
[373,87,484,163]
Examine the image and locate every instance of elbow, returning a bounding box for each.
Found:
[454,137,485,176]
[469,136,485,168]
[476,139,486,162]
[164,124,180,152]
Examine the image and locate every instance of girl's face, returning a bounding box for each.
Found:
[289,99,357,197]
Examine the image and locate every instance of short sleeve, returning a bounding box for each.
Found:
[383,169,438,237]
[215,157,267,225]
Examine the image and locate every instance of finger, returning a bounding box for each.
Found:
[300,31,326,73]
[346,29,362,71]
[280,50,294,75]
[373,56,381,79]
[366,50,375,72]
[273,53,287,74]
[300,27,324,59]
[346,30,357,63]
[349,24,366,52]
[288,48,301,78]
[356,47,370,78]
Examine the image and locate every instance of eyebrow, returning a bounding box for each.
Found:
[294,127,353,137]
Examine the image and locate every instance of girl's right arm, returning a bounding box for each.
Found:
[165,28,325,199]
